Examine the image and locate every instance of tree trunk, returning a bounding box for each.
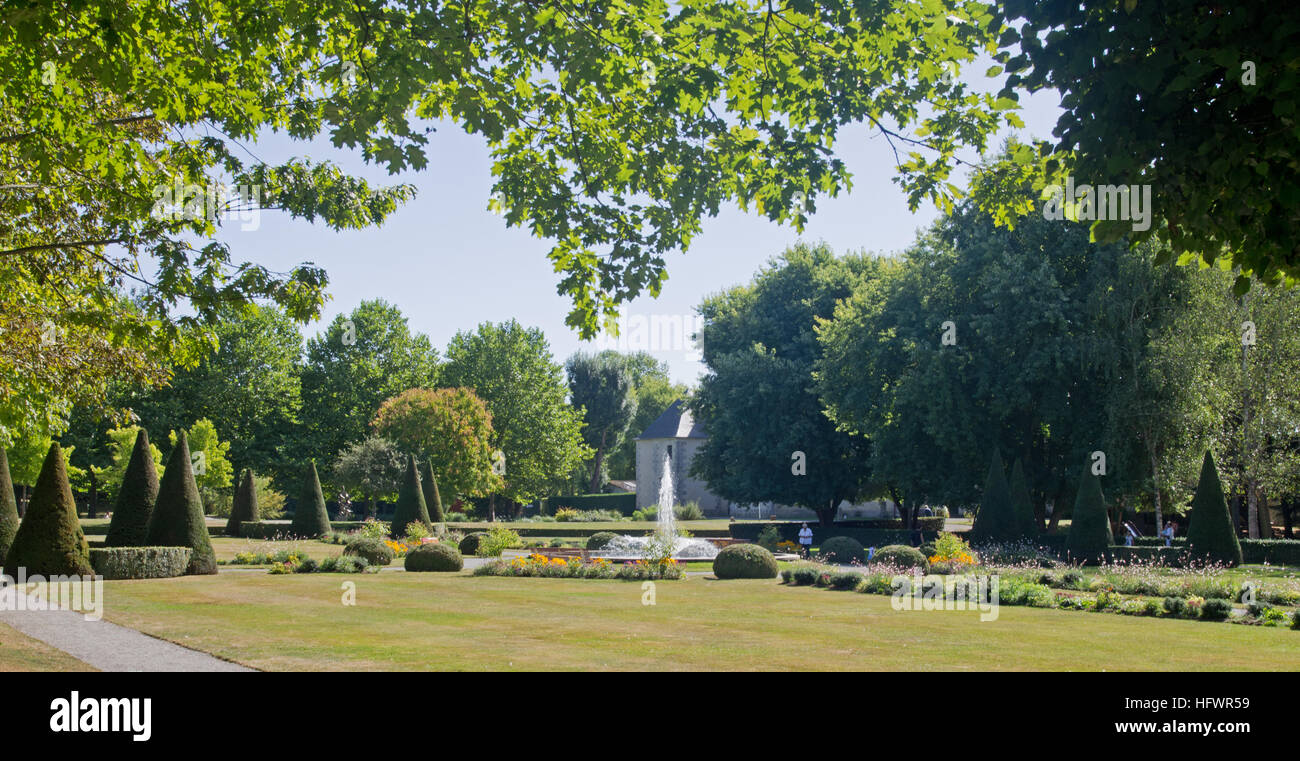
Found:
[588,433,607,494]
[488,494,497,522]
[1048,485,1069,534]
[88,468,98,519]
[1255,487,1272,539]
[1148,446,1163,536]
[1246,480,1260,539]
[1282,498,1294,539]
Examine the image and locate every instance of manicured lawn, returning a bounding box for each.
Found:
[96,572,1300,671]
[0,623,97,672]
[210,536,347,565]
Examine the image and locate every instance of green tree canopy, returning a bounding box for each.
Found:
[691,243,876,525]
[566,352,637,493]
[299,299,439,489]
[441,321,590,516]
[984,2,1300,288]
[332,436,406,518]
[171,419,233,516]
[132,304,304,482]
[2,0,1015,441]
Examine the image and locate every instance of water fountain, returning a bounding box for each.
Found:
[595,450,721,561]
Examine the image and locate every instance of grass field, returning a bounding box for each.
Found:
[0,623,98,672]
[94,572,1300,671]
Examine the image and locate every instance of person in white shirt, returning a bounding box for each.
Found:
[1161,521,1176,547]
[797,522,814,557]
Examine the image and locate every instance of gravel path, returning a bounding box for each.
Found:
[0,583,253,672]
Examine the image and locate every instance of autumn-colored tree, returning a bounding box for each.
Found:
[372,387,502,507]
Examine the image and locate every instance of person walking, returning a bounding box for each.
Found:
[797,522,813,557]
[1123,521,1138,547]
[1161,521,1176,547]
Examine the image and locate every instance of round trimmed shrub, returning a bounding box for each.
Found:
[1200,598,1233,622]
[459,531,489,555]
[586,531,619,551]
[404,542,463,572]
[712,543,778,579]
[344,537,395,566]
[872,544,928,571]
[819,536,865,564]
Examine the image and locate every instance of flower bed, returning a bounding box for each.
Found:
[473,553,683,580]
[778,562,1300,629]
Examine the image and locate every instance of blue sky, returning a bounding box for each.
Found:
[216,73,1064,386]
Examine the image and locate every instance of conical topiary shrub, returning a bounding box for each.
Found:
[5,443,92,576]
[423,459,445,527]
[0,446,19,568]
[226,468,259,537]
[105,429,159,547]
[391,454,430,539]
[1185,450,1242,567]
[970,449,1016,545]
[1009,458,1037,540]
[146,430,217,574]
[291,462,332,538]
[1066,464,1113,564]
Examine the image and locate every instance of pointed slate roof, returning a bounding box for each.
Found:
[636,399,707,440]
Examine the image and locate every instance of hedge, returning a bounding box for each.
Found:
[1133,536,1187,547]
[542,492,636,515]
[1108,546,1185,565]
[1241,539,1300,566]
[730,522,939,546]
[89,547,192,580]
